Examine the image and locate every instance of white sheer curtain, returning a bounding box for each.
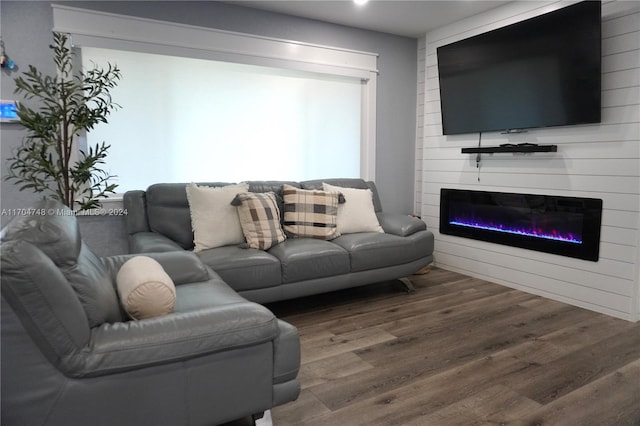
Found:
[82,47,362,192]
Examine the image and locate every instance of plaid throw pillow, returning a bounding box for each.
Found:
[231,192,286,250]
[282,184,341,240]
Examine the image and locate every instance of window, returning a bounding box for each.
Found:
[83,47,362,192]
[53,3,378,194]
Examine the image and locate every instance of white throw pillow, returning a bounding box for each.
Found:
[116,256,176,320]
[186,183,249,251]
[322,183,384,234]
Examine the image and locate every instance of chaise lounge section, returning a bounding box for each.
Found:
[1,199,300,426]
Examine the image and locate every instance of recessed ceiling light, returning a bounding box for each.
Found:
[354,0,369,5]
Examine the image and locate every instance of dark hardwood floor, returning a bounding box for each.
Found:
[266,267,640,426]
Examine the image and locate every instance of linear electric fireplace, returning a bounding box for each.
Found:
[440,189,603,261]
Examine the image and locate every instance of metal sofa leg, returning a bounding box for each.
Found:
[398,277,415,292]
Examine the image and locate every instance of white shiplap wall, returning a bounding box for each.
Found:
[415,36,427,215]
[418,0,640,321]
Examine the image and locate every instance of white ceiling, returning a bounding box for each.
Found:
[227,1,511,38]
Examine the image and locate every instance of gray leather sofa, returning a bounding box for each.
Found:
[124,178,434,303]
[1,199,300,426]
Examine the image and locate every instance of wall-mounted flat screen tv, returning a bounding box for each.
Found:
[437,1,601,135]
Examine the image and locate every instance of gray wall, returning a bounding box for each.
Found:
[1,2,55,226]
[1,1,417,253]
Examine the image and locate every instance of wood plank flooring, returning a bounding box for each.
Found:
[266,267,640,426]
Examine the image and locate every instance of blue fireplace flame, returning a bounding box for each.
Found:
[449,219,582,244]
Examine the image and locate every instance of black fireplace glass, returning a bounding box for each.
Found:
[440,189,603,261]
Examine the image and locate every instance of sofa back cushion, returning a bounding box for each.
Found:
[136,180,380,249]
[0,199,121,330]
[146,182,232,249]
[300,178,383,212]
[247,181,301,196]
[247,181,301,220]
[145,182,301,249]
[2,239,92,373]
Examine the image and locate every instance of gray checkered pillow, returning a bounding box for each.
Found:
[282,184,341,240]
[231,192,286,250]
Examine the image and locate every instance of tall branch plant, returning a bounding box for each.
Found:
[6,32,121,210]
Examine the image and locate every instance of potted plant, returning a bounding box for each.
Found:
[5,32,121,210]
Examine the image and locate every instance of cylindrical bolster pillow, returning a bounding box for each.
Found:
[116,256,176,320]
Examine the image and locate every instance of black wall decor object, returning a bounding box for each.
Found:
[437,1,602,135]
[461,144,558,154]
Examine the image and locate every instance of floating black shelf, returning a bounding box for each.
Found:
[461,144,557,154]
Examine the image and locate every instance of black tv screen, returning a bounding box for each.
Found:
[437,1,601,135]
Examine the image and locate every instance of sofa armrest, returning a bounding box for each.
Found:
[80,302,279,378]
[129,231,184,253]
[376,212,426,237]
[102,251,210,286]
[273,319,300,384]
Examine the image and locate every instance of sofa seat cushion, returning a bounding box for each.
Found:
[174,274,252,313]
[268,239,350,284]
[332,231,433,272]
[89,295,279,377]
[196,246,281,291]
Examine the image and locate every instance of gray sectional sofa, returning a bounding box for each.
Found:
[124,178,434,303]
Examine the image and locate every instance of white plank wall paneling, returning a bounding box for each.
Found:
[417,1,640,321]
[415,36,427,215]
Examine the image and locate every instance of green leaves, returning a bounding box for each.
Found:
[71,142,117,209]
[5,31,121,210]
